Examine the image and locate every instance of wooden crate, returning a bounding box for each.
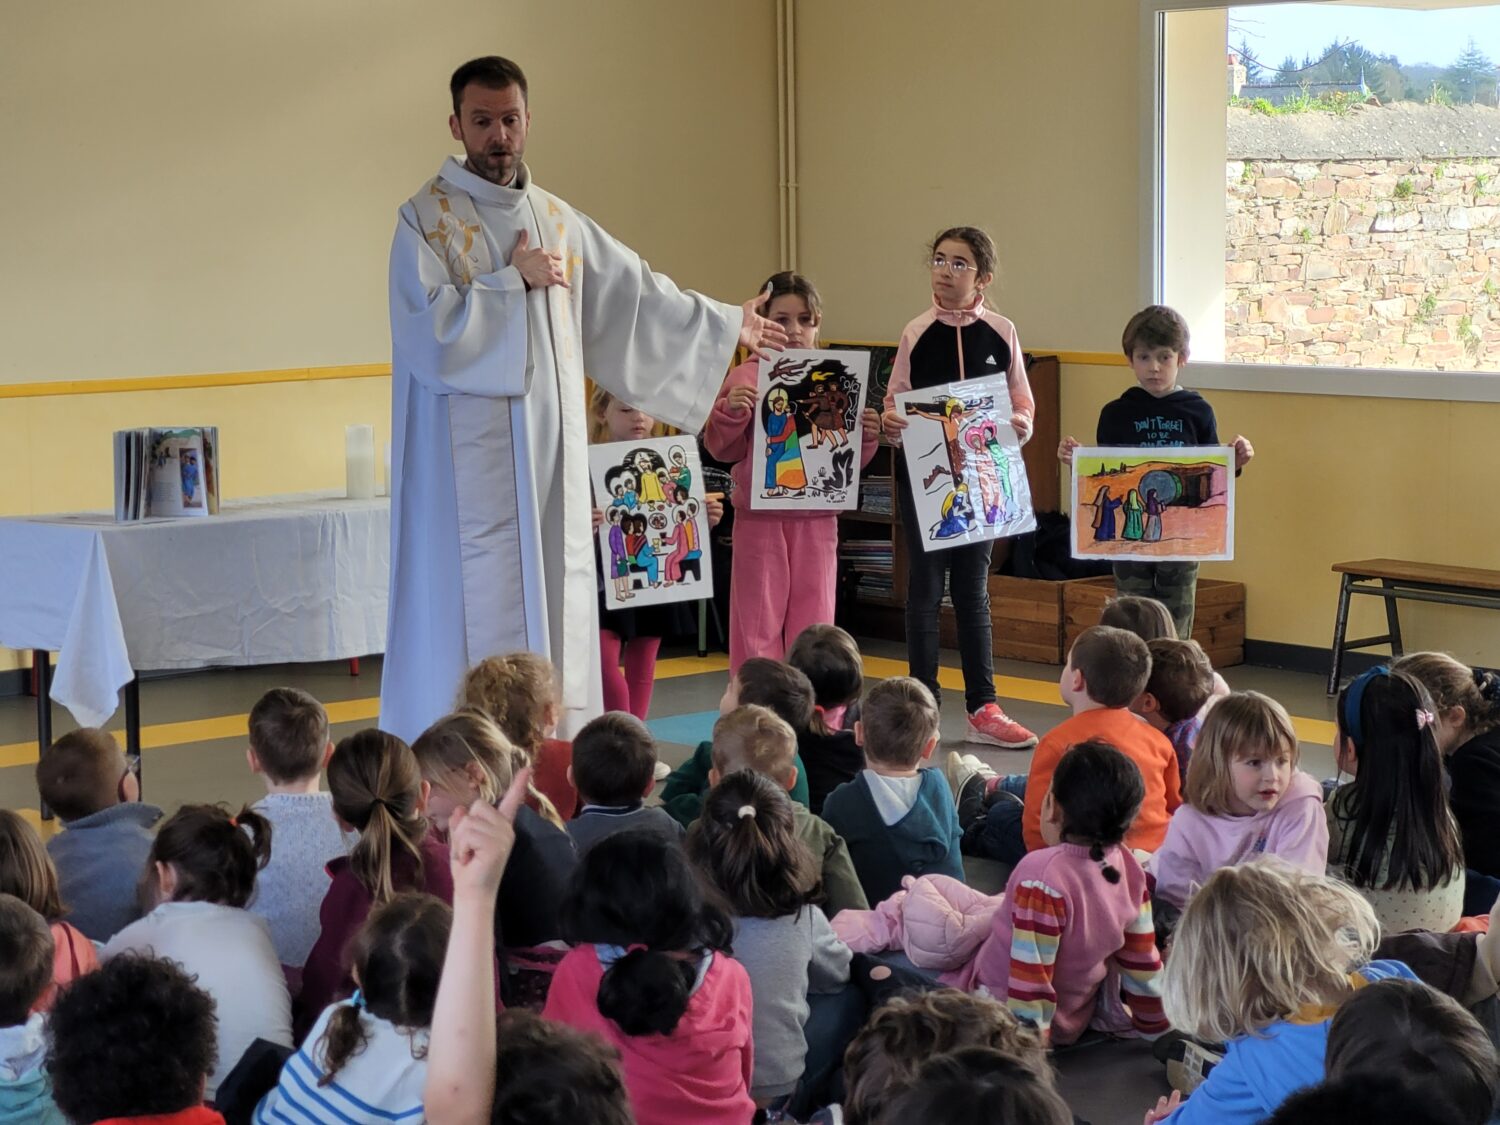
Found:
[1062,575,1245,667]
[938,574,1067,665]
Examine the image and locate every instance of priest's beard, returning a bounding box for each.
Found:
[459,132,522,186]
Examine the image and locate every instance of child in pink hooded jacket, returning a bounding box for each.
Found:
[704,272,879,672]
[1146,691,1329,912]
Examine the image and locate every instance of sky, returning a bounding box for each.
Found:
[1230,3,1500,69]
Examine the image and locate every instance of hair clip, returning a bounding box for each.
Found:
[351,989,366,1010]
[736,804,757,820]
[1416,708,1436,731]
[228,815,238,828]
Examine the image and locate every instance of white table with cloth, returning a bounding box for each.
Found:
[0,493,390,779]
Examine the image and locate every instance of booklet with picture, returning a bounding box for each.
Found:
[114,426,220,521]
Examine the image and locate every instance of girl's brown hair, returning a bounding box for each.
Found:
[412,710,562,828]
[1185,692,1300,816]
[1099,595,1177,642]
[686,770,819,918]
[318,892,450,1086]
[1162,860,1379,1044]
[929,226,997,280]
[0,811,64,921]
[755,270,824,322]
[148,803,272,908]
[328,730,430,905]
[1393,651,1500,741]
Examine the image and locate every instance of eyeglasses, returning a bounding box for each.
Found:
[930,256,978,275]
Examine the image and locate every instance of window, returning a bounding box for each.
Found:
[1146,0,1500,400]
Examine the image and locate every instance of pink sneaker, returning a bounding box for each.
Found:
[966,703,1038,749]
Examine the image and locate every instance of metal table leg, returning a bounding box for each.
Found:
[124,675,142,795]
[1382,579,1405,659]
[1328,574,1353,695]
[34,652,53,820]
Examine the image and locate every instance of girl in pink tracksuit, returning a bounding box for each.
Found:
[704,272,880,671]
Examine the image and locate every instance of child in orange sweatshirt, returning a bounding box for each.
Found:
[949,625,1181,865]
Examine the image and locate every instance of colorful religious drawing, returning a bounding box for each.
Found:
[590,435,714,610]
[894,375,1036,553]
[1070,446,1235,562]
[749,348,870,511]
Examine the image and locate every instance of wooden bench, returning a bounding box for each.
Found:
[1328,559,1500,694]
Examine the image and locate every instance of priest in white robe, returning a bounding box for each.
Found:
[381,56,781,741]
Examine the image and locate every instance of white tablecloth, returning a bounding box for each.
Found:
[0,493,389,727]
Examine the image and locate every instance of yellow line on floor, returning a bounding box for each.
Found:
[0,654,734,769]
[0,649,1336,768]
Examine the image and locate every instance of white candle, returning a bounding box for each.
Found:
[346,424,376,500]
[382,441,392,497]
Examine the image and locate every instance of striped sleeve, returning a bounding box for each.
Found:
[1115,888,1169,1035]
[1005,879,1066,1040]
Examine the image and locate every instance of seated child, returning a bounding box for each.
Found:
[411,711,576,987]
[1151,860,1418,1125]
[822,676,963,905]
[244,686,355,970]
[0,811,97,1012]
[35,727,162,942]
[422,771,636,1125]
[1311,977,1497,1125]
[460,652,577,820]
[1393,651,1500,880]
[686,770,852,1104]
[1327,667,1466,934]
[1148,692,1328,913]
[48,953,225,1125]
[256,892,449,1122]
[102,804,292,1103]
[661,657,815,824]
[873,1047,1074,1125]
[955,626,1180,865]
[787,623,867,809]
[953,742,1167,1045]
[543,832,756,1124]
[0,895,63,1124]
[820,988,1056,1125]
[710,705,867,915]
[301,729,452,1029]
[1265,1076,1462,1125]
[567,712,684,852]
[490,1011,634,1125]
[1099,595,1229,710]
[1133,638,1215,781]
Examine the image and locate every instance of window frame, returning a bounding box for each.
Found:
[1139,0,1500,403]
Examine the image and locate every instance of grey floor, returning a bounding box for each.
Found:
[0,641,1341,1125]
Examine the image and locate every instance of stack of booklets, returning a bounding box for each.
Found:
[839,537,894,602]
[114,427,220,521]
[859,476,893,516]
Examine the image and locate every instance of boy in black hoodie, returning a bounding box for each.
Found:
[1059,305,1253,639]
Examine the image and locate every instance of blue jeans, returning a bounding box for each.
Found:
[962,789,1028,865]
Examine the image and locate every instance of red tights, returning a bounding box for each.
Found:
[599,631,661,720]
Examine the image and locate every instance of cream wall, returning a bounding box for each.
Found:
[796,0,1500,666]
[0,0,778,674]
[0,0,777,383]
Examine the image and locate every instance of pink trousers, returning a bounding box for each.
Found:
[728,513,839,671]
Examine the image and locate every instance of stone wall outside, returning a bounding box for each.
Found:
[1225,157,1500,369]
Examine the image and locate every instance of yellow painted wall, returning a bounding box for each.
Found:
[0,0,776,384]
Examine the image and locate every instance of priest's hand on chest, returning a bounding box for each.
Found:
[512,230,568,291]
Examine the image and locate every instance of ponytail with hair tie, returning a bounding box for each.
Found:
[1476,667,1500,703]
[1089,841,1122,885]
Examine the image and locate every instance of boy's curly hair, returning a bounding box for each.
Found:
[48,954,218,1122]
[491,1009,633,1124]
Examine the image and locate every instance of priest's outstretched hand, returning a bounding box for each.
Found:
[739,285,789,359]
